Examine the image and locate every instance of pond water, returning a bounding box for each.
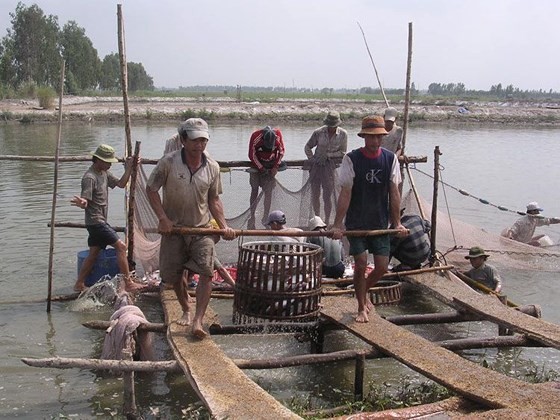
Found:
[1,121,560,418]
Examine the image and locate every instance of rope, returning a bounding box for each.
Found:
[437,164,459,248]
[412,167,532,216]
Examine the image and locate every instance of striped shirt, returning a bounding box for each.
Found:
[390,215,431,268]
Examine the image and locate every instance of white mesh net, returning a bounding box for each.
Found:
[130,161,560,275]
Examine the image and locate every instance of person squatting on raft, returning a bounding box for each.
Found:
[304,111,348,225]
[71,144,145,293]
[502,201,560,246]
[462,246,502,293]
[146,118,236,339]
[248,126,286,228]
[332,115,408,323]
[265,210,304,243]
[390,213,431,271]
[306,215,346,279]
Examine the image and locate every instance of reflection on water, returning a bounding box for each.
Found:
[2,122,560,417]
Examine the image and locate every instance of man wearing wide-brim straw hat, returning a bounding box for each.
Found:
[304,111,348,224]
[463,246,502,292]
[332,115,408,323]
[71,144,145,293]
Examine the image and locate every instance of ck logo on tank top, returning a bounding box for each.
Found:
[366,169,382,184]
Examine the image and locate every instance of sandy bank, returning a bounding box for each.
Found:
[2,96,560,125]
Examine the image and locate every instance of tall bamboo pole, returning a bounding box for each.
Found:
[117,4,136,271]
[430,146,442,265]
[401,22,413,156]
[47,60,66,312]
[357,22,389,107]
[117,4,132,157]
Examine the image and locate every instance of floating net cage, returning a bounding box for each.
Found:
[233,241,323,324]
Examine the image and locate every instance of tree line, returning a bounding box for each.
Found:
[0,2,154,97]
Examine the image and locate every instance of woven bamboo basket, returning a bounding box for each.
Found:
[369,280,402,305]
[233,241,323,324]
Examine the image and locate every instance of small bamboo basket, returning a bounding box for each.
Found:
[369,280,402,305]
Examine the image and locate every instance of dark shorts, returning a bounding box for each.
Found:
[348,235,390,257]
[87,223,119,248]
[322,261,345,279]
[159,234,215,285]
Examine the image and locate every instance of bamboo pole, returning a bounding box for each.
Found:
[126,141,141,270]
[167,227,407,238]
[401,22,413,156]
[21,334,539,372]
[357,21,389,107]
[404,164,426,220]
[47,60,65,313]
[49,222,126,231]
[83,320,167,332]
[0,155,429,165]
[452,269,518,308]
[117,4,132,157]
[429,146,442,264]
[321,264,454,286]
[21,357,180,372]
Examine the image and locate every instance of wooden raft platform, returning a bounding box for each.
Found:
[320,295,560,414]
[407,270,560,349]
[160,289,301,419]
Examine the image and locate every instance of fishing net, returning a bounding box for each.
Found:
[131,163,331,274]
[402,170,560,272]
[131,160,560,276]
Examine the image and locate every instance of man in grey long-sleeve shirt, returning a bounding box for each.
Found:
[304,111,347,224]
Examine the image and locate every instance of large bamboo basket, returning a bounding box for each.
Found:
[233,241,323,323]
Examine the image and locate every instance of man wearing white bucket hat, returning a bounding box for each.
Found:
[306,215,345,279]
[503,201,560,246]
[71,144,144,293]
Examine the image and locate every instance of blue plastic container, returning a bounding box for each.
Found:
[77,248,119,287]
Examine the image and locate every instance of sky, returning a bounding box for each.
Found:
[2,0,560,91]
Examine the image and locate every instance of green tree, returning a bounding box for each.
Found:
[60,21,101,93]
[2,2,61,88]
[99,53,121,90]
[127,61,154,91]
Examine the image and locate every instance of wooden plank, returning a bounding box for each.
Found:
[320,295,560,412]
[406,270,560,349]
[160,290,301,420]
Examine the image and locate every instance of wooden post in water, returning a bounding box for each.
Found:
[430,146,441,265]
[354,352,365,400]
[117,4,136,271]
[47,59,66,313]
[127,141,141,270]
[122,348,137,417]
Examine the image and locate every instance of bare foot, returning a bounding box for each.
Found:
[365,299,374,313]
[176,311,192,326]
[73,283,87,292]
[191,322,208,339]
[125,281,146,293]
[355,310,369,323]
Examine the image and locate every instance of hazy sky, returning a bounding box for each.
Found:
[2,0,560,91]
